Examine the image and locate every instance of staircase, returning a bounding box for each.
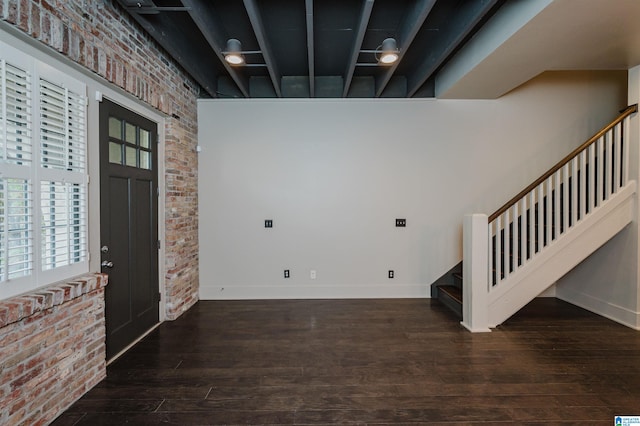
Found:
[431,263,463,317]
[432,105,638,329]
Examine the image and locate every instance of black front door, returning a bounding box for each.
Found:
[99,99,159,360]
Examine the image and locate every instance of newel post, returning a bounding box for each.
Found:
[461,214,491,332]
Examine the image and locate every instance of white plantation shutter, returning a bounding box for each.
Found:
[66,88,86,173]
[40,79,86,173]
[40,181,87,270]
[1,60,32,165]
[39,78,87,272]
[0,179,33,280]
[0,41,88,299]
[40,80,68,170]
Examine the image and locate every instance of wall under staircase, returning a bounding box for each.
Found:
[435,105,638,331]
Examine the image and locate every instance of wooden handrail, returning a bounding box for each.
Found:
[488,104,638,223]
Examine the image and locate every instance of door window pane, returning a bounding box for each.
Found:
[125,122,136,144]
[125,146,137,167]
[109,142,122,164]
[140,150,151,170]
[109,117,121,139]
[140,129,150,149]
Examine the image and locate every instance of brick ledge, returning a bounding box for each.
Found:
[0,273,108,328]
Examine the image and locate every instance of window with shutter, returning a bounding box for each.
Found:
[0,42,88,299]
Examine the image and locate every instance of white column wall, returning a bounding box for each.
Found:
[198,71,626,300]
[556,67,640,329]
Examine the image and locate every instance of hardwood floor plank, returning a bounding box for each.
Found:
[292,407,513,423]
[53,411,295,425]
[82,385,211,400]
[508,405,615,422]
[63,399,163,413]
[47,413,86,426]
[260,374,444,387]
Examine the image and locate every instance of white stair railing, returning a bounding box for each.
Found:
[462,105,637,332]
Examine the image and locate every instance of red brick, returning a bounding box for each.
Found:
[40,0,55,14]
[6,0,17,24]
[40,10,51,44]
[0,307,8,328]
[9,396,26,415]
[18,0,28,31]
[11,365,43,390]
[0,363,25,384]
[21,326,54,349]
[8,407,26,425]
[30,2,40,38]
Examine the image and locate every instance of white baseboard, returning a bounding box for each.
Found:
[200,283,429,300]
[557,287,640,330]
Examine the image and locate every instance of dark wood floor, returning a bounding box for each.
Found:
[52,298,640,425]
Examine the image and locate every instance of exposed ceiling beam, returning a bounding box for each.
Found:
[243,0,282,97]
[182,0,250,98]
[375,0,436,97]
[115,3,219,97]
[305,0,315,97]
[125,7,191,14]
[406,0,499,97]
[343,0,375,97]
[120,0,155,6]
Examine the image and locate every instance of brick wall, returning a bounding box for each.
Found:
[0,0,200,318]
[0,274,108,426]
[0,0,200,423]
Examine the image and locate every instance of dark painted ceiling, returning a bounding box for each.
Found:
[115,0,505,98]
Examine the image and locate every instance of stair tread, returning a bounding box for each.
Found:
[437,285,462,304]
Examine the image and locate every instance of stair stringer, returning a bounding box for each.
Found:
[487,180,636,328]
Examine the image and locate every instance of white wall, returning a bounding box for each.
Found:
[198,71,626,300]
[556,67,640,329]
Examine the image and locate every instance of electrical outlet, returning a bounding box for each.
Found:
[265,219,273,228]
[388,270,394,279]
[310,270,317,279]
[395,218,406,227]
[284,269,290,278]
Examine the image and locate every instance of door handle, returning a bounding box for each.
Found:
[101,260,114,268]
